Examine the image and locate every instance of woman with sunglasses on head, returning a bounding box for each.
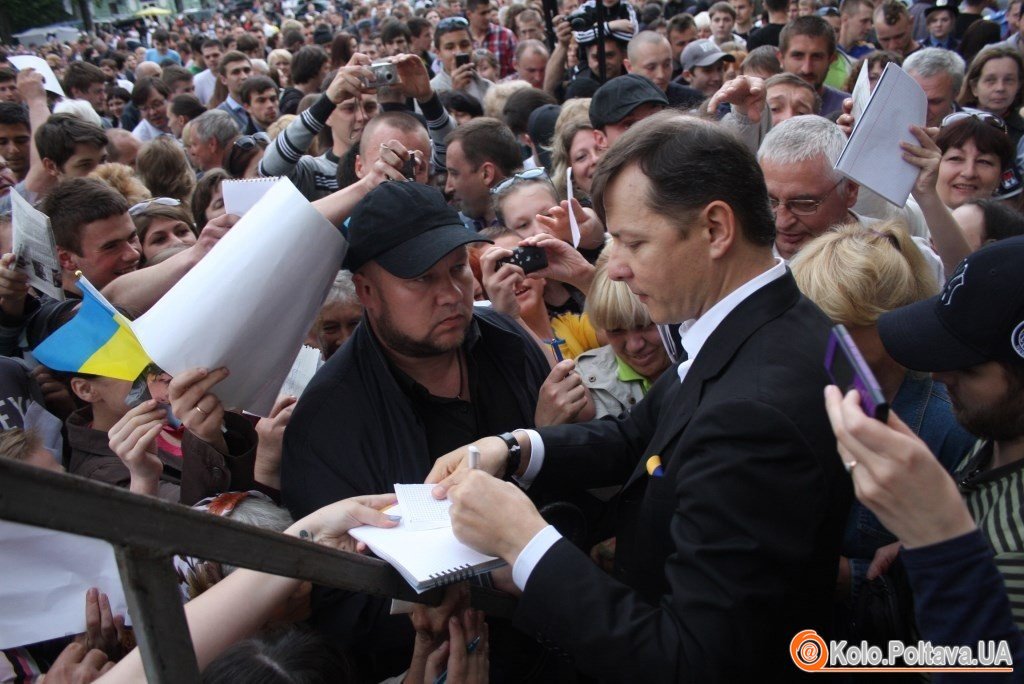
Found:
[226,132,271,179]
[129,197,199,265]
[959,45,1024,148]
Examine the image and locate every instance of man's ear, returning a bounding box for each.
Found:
[352,269,377,311]
[682,69,694,82]
[41,158,61,179]
[480,160,498,187]
[354,153,365,179]
[218,73,228,87]
[594,128,609,149]
[844,179,860,209]
[703,199,739,260]
[70,376,96,403]
[623,57,633,73]
[57,246,78,274]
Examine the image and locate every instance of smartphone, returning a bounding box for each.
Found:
[825,324,889,421]
[454,52,471,69]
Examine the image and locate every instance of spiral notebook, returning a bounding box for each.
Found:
[349,494,506,593]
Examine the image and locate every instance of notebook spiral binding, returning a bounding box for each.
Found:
[430,564,474,586]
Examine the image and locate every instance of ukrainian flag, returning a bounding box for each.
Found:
[33,276,151,381]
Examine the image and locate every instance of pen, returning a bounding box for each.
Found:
[433,636,483,684]
[546,337,565,362]
[468,445,480,471]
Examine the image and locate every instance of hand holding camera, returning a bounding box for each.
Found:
[327,53,375,104]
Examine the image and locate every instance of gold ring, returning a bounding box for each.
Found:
[194,405,207,417]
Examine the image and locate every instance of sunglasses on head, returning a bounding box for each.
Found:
[941,110,1008,134]
[129,196,181,216]
[491,167,548,195]
[437,16,470,31]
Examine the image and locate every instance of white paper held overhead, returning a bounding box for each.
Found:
[835,63,926,208]
[131,178,345,416]
[8,55,66,97]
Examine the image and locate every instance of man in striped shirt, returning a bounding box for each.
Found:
[878,236,1024,626]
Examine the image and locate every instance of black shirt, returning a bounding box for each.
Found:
[389,328,528,461]
[746,22,785,50]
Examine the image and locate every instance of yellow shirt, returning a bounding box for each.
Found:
[550,313,600,360]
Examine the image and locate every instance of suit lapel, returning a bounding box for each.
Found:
[621,272,802,491]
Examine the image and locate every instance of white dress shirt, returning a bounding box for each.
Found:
[510,258,788,590]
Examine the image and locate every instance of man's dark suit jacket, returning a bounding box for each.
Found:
[517,271,852,682]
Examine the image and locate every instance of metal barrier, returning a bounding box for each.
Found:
[0,458,515,683]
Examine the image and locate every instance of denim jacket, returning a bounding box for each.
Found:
[842,372,976,606]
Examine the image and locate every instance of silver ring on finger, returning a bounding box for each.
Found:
[194,404,207,417]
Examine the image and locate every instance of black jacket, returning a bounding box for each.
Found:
[280,308,550,678]
[282,307,550,516]
[515,272,852,682]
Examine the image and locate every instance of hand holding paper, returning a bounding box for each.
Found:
[9,56,65,97]
[834,63,926,207]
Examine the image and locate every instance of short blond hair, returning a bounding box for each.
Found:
[790,221,939,327]
[585,246,653,331]
[89,163,151,206]
[0,428,42,462]
[482,79,532,120]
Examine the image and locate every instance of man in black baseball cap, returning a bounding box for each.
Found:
[282,181,553,677]
[589,73,668,145]
[878,237,1024,616]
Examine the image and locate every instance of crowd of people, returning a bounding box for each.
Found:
[1,0,1024,679]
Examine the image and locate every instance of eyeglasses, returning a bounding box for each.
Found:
[437,16,469,31]
[941,110,1008,134]
[490,167,548,195]
[768,178,844,216]
[233,132,271,151]
[141,98,166,113]
[129,197,181,216]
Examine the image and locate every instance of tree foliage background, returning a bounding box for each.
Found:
[0,0,74,43]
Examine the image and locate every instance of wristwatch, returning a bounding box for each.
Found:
[498,431,521,480]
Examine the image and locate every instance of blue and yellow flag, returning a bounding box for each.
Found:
[33,276,151,381]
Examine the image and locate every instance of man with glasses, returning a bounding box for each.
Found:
[430,16,493,103]
[130,77,173,142]
[758,116,943,281]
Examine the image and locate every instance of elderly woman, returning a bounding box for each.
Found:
[791,221,976,637]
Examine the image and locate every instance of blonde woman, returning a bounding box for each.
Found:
[791,220,975,635]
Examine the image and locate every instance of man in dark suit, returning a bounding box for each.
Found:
[429,112,852,681]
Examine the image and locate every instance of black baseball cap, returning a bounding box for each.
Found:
[925,0,958,18]
[589,74,669,130]
[878,236,1024,372]
[342,182,492,278]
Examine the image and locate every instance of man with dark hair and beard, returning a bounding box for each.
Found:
[876,236,1024,625]
[280,181,552,679]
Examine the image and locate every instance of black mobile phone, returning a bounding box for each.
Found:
[825,324,889,421]
[454,52,471,69]
[497,246,548,274]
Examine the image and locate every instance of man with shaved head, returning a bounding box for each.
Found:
[624,30,703,107]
